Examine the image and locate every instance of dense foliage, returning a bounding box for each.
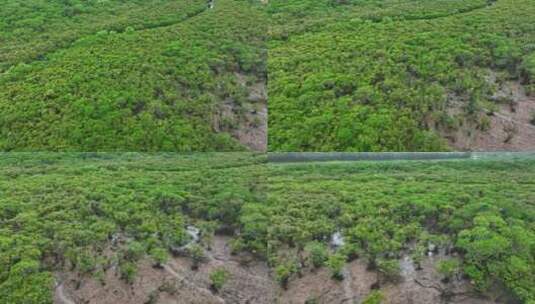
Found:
[0,0,205,71]
[1,153,534,302]
[0,153,265,303]
[268,0,535,151]
[0,0,266,151]
[236,157,535,302]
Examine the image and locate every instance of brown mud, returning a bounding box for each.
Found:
[213,72,267,152]
[55,235,275,304]
[443,74,535,151]
[55,237,509,304]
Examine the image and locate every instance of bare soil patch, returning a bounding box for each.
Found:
[213,72,267,152]
[443,76,535,151]
[55,236,275,304]
[55,238,510,304]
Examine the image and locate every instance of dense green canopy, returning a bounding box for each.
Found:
[1,154,533,302]
[268,0,535,151]
[0,0,267,151]
[0,153,265,303]
[241,157,535,302]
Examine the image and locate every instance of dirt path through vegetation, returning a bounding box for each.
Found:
[162,263,225,303]
[341,266,359,303]
[55,281,75,304]
[214,72,267,151]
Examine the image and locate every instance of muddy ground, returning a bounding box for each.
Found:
[54,235,509,304]
[54,235,276,304]
[280,255,504,304]
[443,74,535,151]
[213,72,267,152]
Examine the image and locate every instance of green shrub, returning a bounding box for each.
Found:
[305,241,328,268]
[77,251,97,274]
[363,290,384,304]
[362,290,384,304]
[437,258,461,282]
[120,262,137,284]
[150,248,169,268]
[377,259,400,282]
[124,241,145,262]
[210,268,230,292]
[0,260,53,304]
[305,298,319,304]
[478,116,491,132]
[326,254,346,280]
[188,244,205,270]
[275,262,296,288]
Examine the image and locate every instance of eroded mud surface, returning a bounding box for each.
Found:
[55,237,508,304]
[445,75,535,151]
[213,72,267,152]
[55,235,275,304]
[382,254,500,304]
